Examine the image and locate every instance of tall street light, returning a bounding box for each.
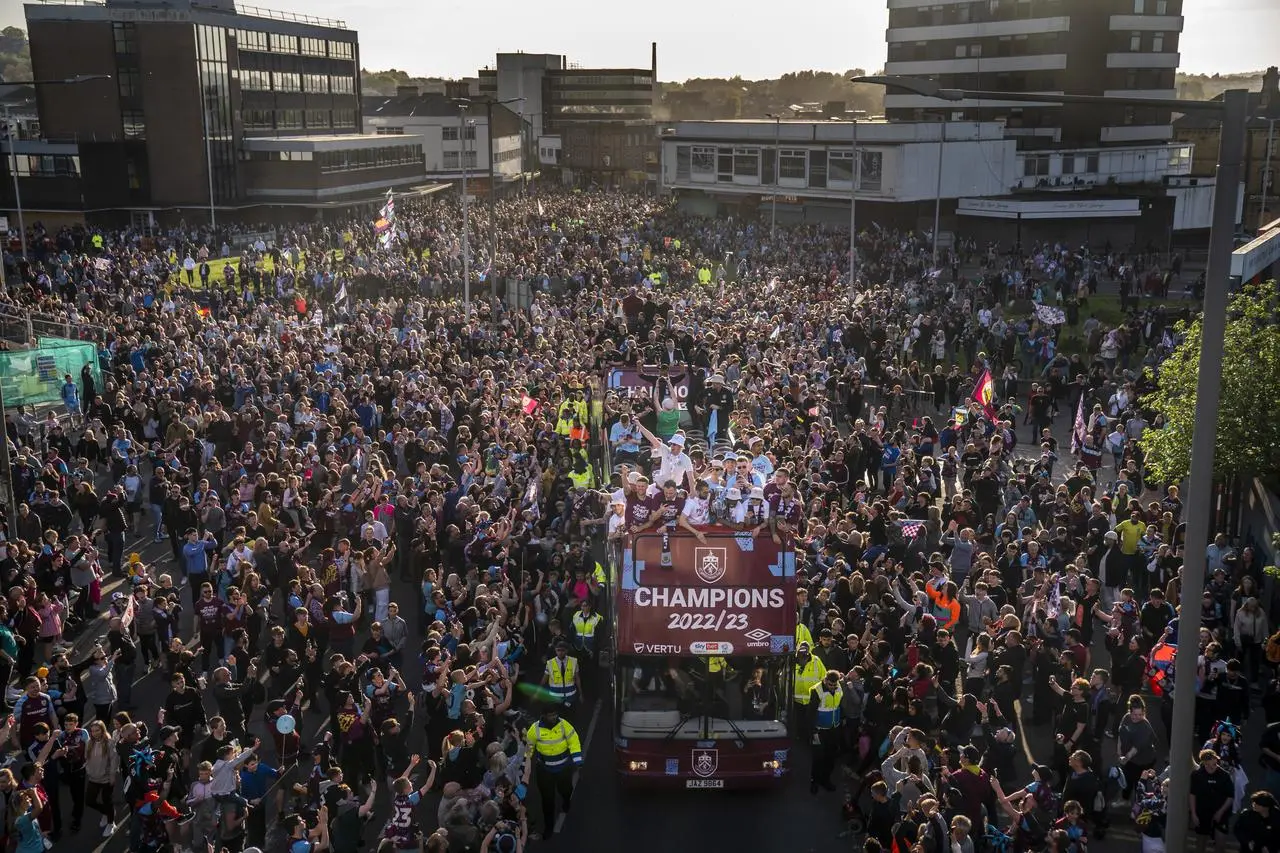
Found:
[1,74,110,516]
[855,74,1249,853]
[763,106,803,240]
[3,75,111,260]
[481,97,525,281]
[829,110,867,299]
[452,98,476,320]
[764,113,782,239]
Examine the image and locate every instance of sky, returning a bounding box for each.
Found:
[2,0,1276,81]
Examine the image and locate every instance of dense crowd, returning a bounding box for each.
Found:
[0,187,1274,853]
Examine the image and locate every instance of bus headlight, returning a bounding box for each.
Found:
[628,761,648,771]
[761,760,779,770]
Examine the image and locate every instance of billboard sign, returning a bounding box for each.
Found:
[618,529,796,654]
[605,363,691,410]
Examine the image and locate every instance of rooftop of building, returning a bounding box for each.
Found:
[362,90,523,122]
[25,0,350,33]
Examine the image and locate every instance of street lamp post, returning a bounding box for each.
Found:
[854,75,1250,853]
[1,74,110,516]
[483,97,525,283]
[933,118,945,269]
[452,98,475,320]
[829,111,867,299]
[2,75,110,261]
[765,113,782,239]
[1260,117,1276,233]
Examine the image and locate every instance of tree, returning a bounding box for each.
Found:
[1140,283,1280,485]
[0,26,31,83]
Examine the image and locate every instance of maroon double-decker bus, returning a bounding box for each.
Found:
[611,527,797,788]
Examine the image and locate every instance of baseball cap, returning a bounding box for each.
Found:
[669,434,686,447]
[159,725,182,741]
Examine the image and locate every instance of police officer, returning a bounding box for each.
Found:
[809,669,843,794]
[522,704,583,838]
[792,642,826,743]
[570,599,602,698]
[542,640,581,720]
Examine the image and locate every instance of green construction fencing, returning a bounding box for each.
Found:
[0,337,102,411]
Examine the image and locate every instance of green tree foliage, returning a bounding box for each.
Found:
[360,68,438,97]
[1176,70,1266,101]
[1140,283,1280,484]
[0,26,32,83]
[657,69,885,121]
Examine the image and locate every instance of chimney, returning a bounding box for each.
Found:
[1262,66,1279,110]
[395,84,420,99]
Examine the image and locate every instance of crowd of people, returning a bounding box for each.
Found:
[0,185,1273,853]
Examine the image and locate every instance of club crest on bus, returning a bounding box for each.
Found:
[694,546,727,584]
[691,748,718,777]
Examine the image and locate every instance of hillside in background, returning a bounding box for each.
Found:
[1176,70,1267,101]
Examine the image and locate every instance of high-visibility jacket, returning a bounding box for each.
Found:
[796,623,814,650]
[567,467,594,490]
[924,582,961,631]
[705,656,729,674]
[524,719,583,772]
[571,611,602,651]
[544,655,579,703]
[592,561,609,588]
[812,683,844,729]
[793,656,827,704]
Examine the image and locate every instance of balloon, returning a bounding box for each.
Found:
[275,714,296,734]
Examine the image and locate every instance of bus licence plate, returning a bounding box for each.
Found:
[686,779,724,789]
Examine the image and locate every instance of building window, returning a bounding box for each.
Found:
[1152,33,1164,52]
[970,44,982,58]
[243,108,273,129]
[112,21,137,55]
[300,37,326,57]
[236,30,268,52]
[443,151,459,169]
[1133,0,1144,12]
[270,33,298,54]
[1062,154,1076,175]
[1123,106,1136,125]
[690,146,715,175]
[1155,0,1167,12]
[303,74,328,94]
[122,109,145,139]
[328,40,354,59]
[955,45,967,58]
[464,150,477,168]
[242,70,270,90]
[1129,32,1142,51]
[375,126,404,135]
[442,126,459,141]
[732,147,759,178]
[305,109,329,129]
[274,72,301,92]
[463,124,476,140]
[778,149,807,180]
[1087,153,1100,172]
[333,108,355,128]
[1023,155,1049,177]
[276,109,303,130]
[717,149,733,182]
[117,68,140,99]
[330,76,355,95]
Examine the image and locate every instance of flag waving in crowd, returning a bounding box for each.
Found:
[972,368,997,420]
[376,188,396,248]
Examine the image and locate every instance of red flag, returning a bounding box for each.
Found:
[972,369,997,419]
[520,394,538,414]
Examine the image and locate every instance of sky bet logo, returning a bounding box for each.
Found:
[634,643,683,654]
